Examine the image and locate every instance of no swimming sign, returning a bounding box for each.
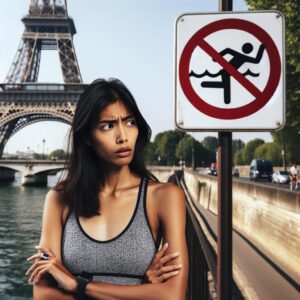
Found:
[174,11,285,131]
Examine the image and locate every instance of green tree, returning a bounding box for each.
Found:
[48,149,66,160]
[246,0,300,164]
[154,130,186,166]
[254,142,282,166]
[234,149,244,165]
[242,139,265,164]
[176,135,214,167]
[202,136,218,153]
[176,135,194,166]
[33,152,43,160]
[232,139,245,156]
[144,141,157,165]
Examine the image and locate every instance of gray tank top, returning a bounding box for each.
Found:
[61,177,162,285]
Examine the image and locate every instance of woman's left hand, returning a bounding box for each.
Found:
[25,245,77,293]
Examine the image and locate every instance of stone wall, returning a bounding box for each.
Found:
[183,170,300,281]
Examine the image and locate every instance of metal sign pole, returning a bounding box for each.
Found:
[217,1,233,300]
[217,131,232,299]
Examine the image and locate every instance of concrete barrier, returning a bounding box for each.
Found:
[183,169,300,281]
[147,166,181,183]
[234,165,300,181]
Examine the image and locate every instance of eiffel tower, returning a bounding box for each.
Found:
[0,0,87,158]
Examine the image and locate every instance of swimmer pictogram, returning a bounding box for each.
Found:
[189,43,265,104]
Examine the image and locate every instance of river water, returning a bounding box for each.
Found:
[0,172,59,300]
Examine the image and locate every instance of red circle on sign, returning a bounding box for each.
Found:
[179,18,281,119]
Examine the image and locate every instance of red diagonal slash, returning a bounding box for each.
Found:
[198,39,263,98]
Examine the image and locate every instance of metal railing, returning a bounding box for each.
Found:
[169,171,243,300]
[169,171,215,299]
[0,83,87,92]
[0,83,87,103]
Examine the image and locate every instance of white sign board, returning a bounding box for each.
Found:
[174,11,285,131]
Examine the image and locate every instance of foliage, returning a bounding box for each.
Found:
[48,149,66,160]
[246,0,300,164]
[271,126,300,165]
[144,142,157,165]
[153,130,186,165]
[254,142,282,165]
[145,130,216,167]
[242,138,265,164]
[176,135,214,167]
[202,137,245,163]
[33,153,44,159]
[202,136,218,153]
[234,149,244,165]
[232,139,245,158]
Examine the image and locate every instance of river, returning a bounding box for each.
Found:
[0,172,59,300]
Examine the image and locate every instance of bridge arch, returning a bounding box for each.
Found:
[0,109,73,158]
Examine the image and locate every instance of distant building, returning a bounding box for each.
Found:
[16,150,34,159]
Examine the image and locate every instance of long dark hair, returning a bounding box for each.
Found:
[52,78,159,218]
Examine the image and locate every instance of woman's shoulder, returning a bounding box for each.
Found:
[46,188,70,226]
[148,180,185,204]
[148,180,186,221]
[45,189,63,207]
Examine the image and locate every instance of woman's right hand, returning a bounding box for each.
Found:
[145,243,183,284]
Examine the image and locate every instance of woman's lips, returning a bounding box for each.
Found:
[115,150,131,157]
[115,147,131,153]
[115,147,132,157]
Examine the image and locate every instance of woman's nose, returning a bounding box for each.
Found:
[116,124,128,144]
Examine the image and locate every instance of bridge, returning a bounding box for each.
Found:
[0,160,182,186]
[0,159,65,185]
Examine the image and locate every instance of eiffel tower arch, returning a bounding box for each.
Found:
[0,0,87,158]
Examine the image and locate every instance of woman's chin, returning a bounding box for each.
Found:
[104,157,133,168]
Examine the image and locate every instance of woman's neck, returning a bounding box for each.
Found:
[101,165,139,193]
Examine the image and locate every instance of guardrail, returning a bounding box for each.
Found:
[169,171,244,299]
[168,171,215,299]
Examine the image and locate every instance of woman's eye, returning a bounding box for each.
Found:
[127,119,136,126]
[102,123,113,130]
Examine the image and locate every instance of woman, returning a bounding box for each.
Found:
[25,78,188,299]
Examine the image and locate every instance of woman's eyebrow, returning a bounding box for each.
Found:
[98,114,135,124]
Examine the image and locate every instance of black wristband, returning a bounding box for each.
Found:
[75,276,90,299]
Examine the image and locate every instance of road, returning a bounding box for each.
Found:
[197,168,299,192]
[236,176,299,192]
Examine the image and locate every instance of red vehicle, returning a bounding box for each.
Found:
[211,162,217,169]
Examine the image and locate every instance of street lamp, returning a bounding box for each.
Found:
[281,149,286,171]
[281,130,286,171]
[42,139,45,160]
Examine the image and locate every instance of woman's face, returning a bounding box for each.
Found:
[89,99,139,167]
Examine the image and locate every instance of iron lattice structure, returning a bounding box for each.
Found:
[5,0,82,84]
[0,0,86,158]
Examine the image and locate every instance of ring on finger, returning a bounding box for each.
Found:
[40,252,49,260]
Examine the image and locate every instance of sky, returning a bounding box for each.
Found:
[0,0,273,155]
